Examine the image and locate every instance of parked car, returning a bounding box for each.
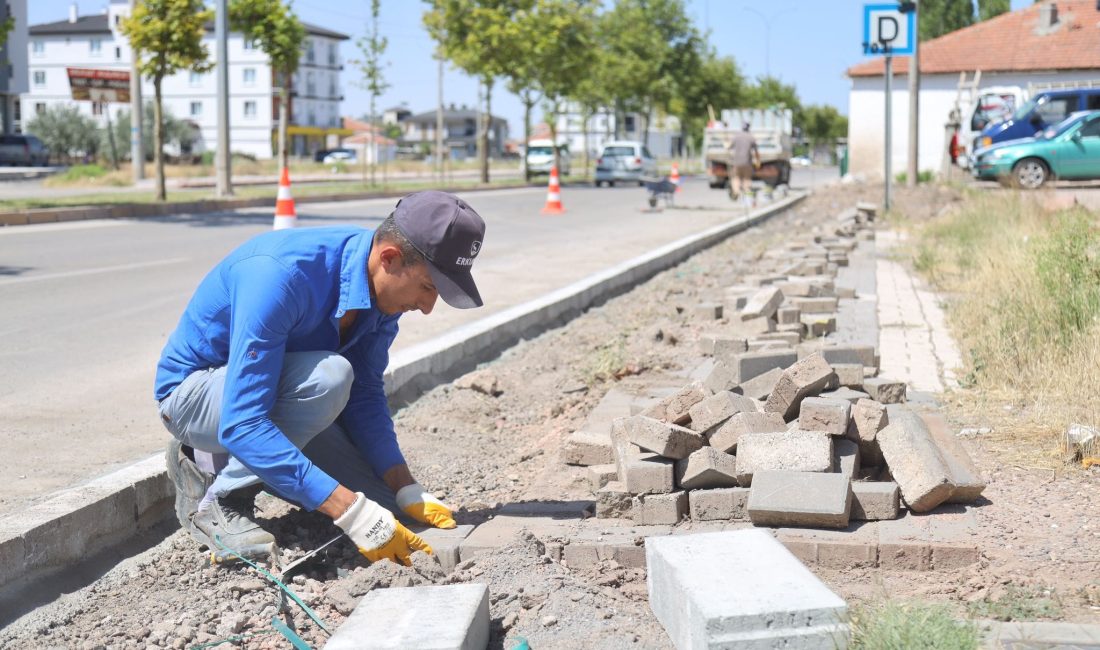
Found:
[790,156,812,167]
[0,134,49,166]
[524,139,571,176]
[977,86,1100,150]
[594,140,658,186]
[322,148,357,165]
[970,110,1100,188]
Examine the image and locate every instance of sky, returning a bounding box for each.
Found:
[32,0,1032,138]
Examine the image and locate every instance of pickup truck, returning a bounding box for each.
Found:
[704,108,793,189]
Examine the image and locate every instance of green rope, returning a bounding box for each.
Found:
[188,629,277,649]
[270,615,315,650]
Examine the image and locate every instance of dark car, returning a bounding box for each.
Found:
[0,134,49,166]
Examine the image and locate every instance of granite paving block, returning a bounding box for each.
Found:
[862,377,907,404]
[777,306,801,325]
[562,430,613,466]
[675,447,739,490]
[459,516,575,562]
[563,522,671,569]
[833,439,861,479]
[741,286,785,320]
[624,454,676,494]
[689,487,751,521]
[732,350,798,384]
[747,470,852,528]
[702,360,739,393]
[817,344,877,370]
[731,316,777,336]
[851,481,900,521]
[831,363,864,388]
[801,313,838,338]
[693,302,724,320]
[324,583,489,650]
[415,524,475,573]
[623,415,704,460]
[790,296,839,313]
[735,430,833,486]
[798,397,852,436]
[765,352,836,421]
[737,367,783,401]
[632,491,689,525]
[709,411,786,454]
[647,530,849,650]
[687,391,757,435]
[641,382,711,426]
[876,411,955,513]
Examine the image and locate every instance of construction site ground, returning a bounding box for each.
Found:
[1,181,1098,649]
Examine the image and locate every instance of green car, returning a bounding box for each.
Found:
[971,110,1100,189]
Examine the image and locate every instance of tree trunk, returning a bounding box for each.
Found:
[153,78,166,201]
[522,96,532,183]
[641,104,650,148]
[369,91,377,187]
[278,70,289,170]
[481,80,491,184]
[582,106,591,180]
[550,99,561,174]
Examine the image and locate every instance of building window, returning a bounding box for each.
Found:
[90,39,102,56]
[33,70,45,87]
[243,68,256,86]
[244,101,257,118]
[329,81,336,97]
[306,40,315,63]
[35,103,46,116]
[328,43,336,65]
[31,41,44,57]
[190,101,202,117]
[306,72,315,96]
[114,14,121,26]
[92,102,104,116]
[624,115,635,132]
[243,39,255,50]
[308,112,316,126]
[115,46,121,60]
[189,71,202,86]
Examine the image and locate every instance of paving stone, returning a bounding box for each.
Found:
[647,530,849,650]
[831,363,864,388]
[563,522,671,569]
[623,454,676,494]
[709,411,787,453]
[775,280,824,298]
[798,397,852,436]
[737,367,783,401]
[325,583,489,649]
[415,525,475,573]
[623,415,704,460]
[731,315,777,336]
[687,391,757,435]
[561,430,613,466]
[777,306,802,325]
[693,302,724,320]
[801,313,837,338]
[765,352,836,421]
[702,360,739,393]
[675,448,739,490]
[735,430,833,486]
[820,387,870,405]
[688,487,750,521]
[921,412,987,504]
[790,296,839,312]
[640,381,711,426]
[610,417,645,478]
[596,481,633,519]
[863,377,907,404]
[747,470,852,528]
[460,516,575,561]
[746,339,790,352]
[754,331,801,347]
[847,398,887,466]
[713,338,749,358]
[586,463,618,491]
[833,439,861,479]
[775,525,879,569]
[816,344,877,370]
[732,349,798,384]
[741,286,785,320]
[776,321,807,338]
[851,481,900,521]
[876,411,955,513]
[632,491,688,525]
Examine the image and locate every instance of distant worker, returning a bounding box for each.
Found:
[155,190,486,566]
[727,121,760,201]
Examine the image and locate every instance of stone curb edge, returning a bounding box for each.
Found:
[0,193,804,592]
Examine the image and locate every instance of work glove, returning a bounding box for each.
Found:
[395,482,457,529]
[335,492,433,566]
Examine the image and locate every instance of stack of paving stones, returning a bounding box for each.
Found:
[558,202,987,572]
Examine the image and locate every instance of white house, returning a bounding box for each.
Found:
[22,1,348,159]
[554,102,683,158]
[846,0,1100,178]
[0,0,28,134]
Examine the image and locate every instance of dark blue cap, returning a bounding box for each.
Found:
[392,190,485,309]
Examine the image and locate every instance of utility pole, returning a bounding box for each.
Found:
[906,0,919,187]
[885,52,893,212]
[436,56,444,182]
[129,0,143,182]
[214,0,232,197]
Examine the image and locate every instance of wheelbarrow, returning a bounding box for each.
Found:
[643,176,677,208]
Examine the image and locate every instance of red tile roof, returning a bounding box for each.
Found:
[847,0,1100,77]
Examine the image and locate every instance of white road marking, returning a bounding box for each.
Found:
[0,219,131,236]
[0,257,190,286]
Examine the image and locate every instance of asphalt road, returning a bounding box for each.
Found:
[0,167,836,515]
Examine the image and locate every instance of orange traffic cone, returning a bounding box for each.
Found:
[273,167,297,230]
[670,163,681,192]
[541,165,565,214]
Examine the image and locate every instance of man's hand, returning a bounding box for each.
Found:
[395,482,457,529]
[335,492,433,566]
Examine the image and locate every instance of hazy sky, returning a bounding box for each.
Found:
[31,0,1031,137]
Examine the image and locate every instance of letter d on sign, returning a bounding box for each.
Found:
[877,16,899,44]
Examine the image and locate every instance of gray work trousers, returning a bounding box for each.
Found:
[156,350,402,517]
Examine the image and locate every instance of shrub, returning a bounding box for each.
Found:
[850,600,978,650]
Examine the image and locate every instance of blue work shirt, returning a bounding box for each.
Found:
[154,226,403,511]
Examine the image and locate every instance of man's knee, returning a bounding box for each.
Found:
[277,352,354,432]
[312,353,353,408]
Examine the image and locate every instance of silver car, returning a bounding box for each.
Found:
[594,140,657,186]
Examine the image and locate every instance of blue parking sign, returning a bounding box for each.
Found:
[863,4,915,55]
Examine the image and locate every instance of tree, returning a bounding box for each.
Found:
[977,0,1010,21]
[106,102,195,162]
[800,104,847,147]
[229,0,306,169]
[746,75,802,126]
[919,0,974,41]
[349,0,389,187]
[25,105,101,162]
[670,48,746,155]
[121,0,212,201]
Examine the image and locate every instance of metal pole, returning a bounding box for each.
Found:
[215,0,232,197]
[907,1,920,187]
[129,0,143,181]
[885,54,893,212]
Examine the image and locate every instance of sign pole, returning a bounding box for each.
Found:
[884,53,892,213]
[105,102,120,170]
[129,0,143,182]
[907,0,920,187]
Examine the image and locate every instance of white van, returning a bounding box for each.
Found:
[525,139,571,176]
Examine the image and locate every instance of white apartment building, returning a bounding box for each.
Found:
[23,1,348,159]
[0,0,28,134]
[554,102,683,159]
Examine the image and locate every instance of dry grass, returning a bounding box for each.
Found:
[909,190,1100,469]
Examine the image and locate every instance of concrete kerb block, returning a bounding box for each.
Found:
[19,484,138,573]
[647,530,849,650]
[0,528,26,590]
[324,583,490,650]
[562,430,614,466]
[587,463,619,491]
[596,481,633,519]
[689,487,750,521]
[747,470,852,528]
[91,454,174,528]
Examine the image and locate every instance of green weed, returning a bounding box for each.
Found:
[849,600,978,650]
[967,584,1063,622]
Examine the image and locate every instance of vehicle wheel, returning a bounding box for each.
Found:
[594,180,602,187]
[779,162,791,186]
[1011,158,1049,189]
[638,180,645,187]
[608,181,615,187]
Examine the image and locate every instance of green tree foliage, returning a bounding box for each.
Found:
[746,75,803,126]
[25,105,101,162]
[229,0,306,169]
[977,0,1010,21]
[800,104,848,145]
[919,0,975,41]
[105,102,195,162]
[671,52,747,152]
[349,0,389,186]
[120,0,212,201]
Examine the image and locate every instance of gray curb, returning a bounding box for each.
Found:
[0,193,803,591]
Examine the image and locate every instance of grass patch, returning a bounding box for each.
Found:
[894,170,936,184]
[966,584,1063,621]
[849,600,979,650]
[910,190,1100,468]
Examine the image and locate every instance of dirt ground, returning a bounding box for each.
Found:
[2,180,1098,650]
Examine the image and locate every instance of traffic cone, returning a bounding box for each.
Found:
[670,163,681,192]
[273,167,297,230]
[540,165,565,214]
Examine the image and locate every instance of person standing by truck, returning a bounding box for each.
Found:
[727,122,760,202]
